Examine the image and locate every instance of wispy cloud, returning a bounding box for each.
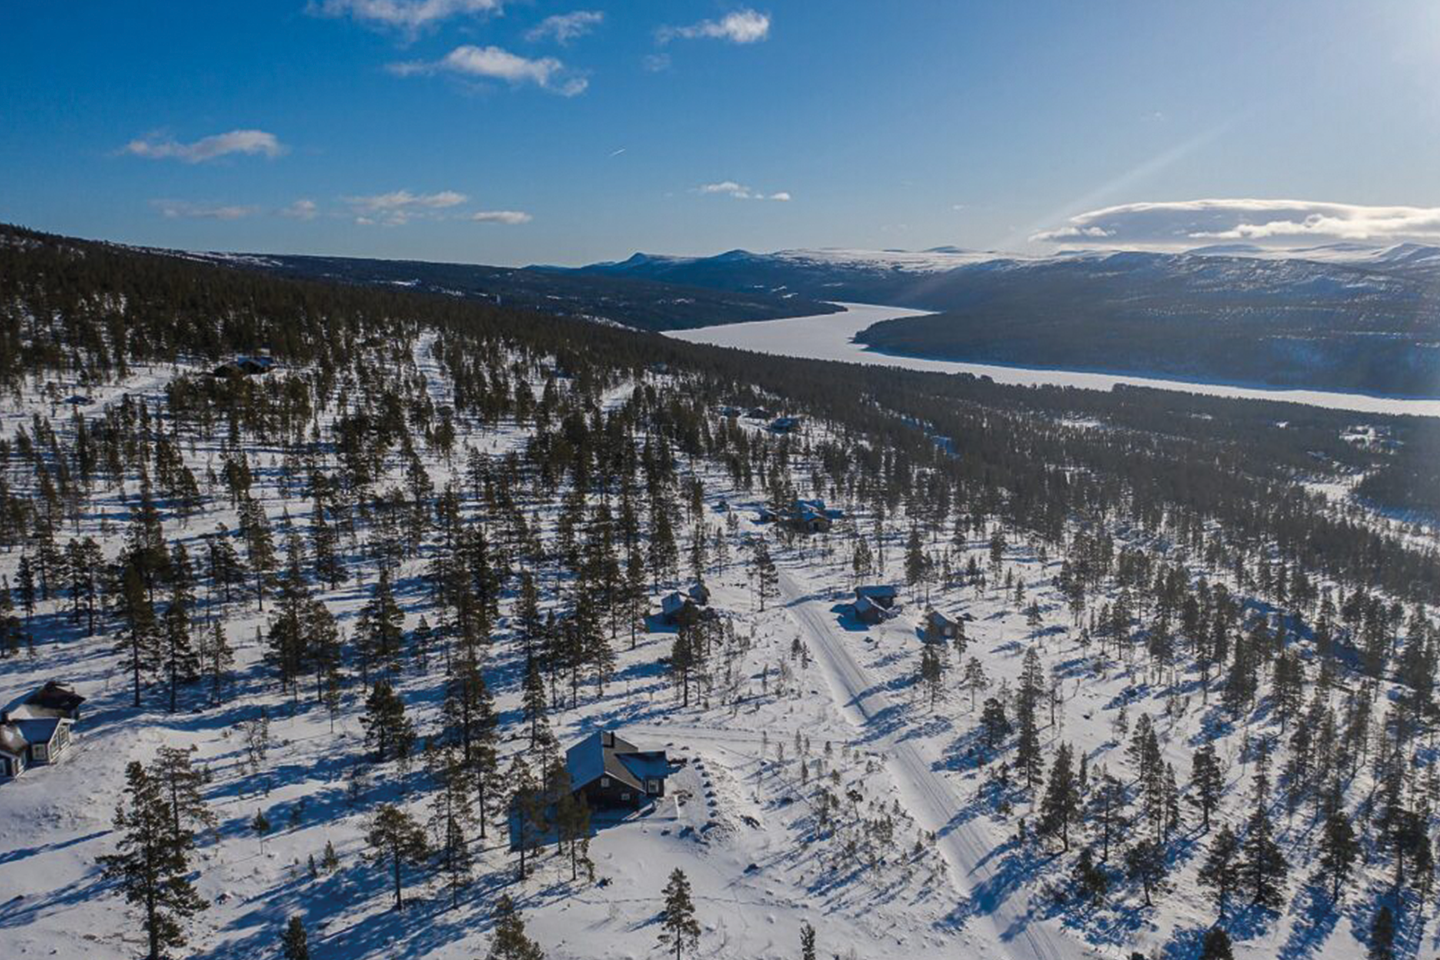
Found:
[642,52,671,72]
[525,10,602,45]
[389,45,588,95]
[281,199,319,220]
[469,209,531,224]
[123,129,285,164]
[310,0,501,34]
[151,200,257,220]
[696,180,790,201]
[658,8,770,44]
[345,189,468,225]
[1031,198,1440,247]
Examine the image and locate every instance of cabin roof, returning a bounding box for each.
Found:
[566,730,655,792]
[14,718,61,747]
[856,584,898,599]
[0,724,27,756]
[26,681,85,712]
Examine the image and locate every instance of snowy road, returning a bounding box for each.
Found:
[777,569,1072,960]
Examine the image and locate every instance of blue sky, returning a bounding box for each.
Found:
[5,1,1440,265]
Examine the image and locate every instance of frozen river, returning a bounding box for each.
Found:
[667,302,1440,419]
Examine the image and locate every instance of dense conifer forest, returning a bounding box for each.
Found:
[0,222,1437,959]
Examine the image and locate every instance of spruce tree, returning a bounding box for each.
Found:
[659,867,701,960]
[800,921,816,960]
[1038,743,1079,851]
[281,915,309,960]
[1014,647,1045,791]
[98,761,208,960]
[486,893,545,960]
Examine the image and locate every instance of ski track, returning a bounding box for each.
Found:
[777,568,1071,960]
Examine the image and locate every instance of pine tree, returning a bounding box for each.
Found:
[1198,823,1241,920]
[486,893,545,960]
[508,752,542,879]
[1318,801,1358,904]
[752,538,778,611]
[1071,846,1109,907]
[360,681,414,763]
[364,803,428,911]
[197,619,234,703]
[1369,905,1395,960]
[1189,741,1224,831]
[918,639,946,709]
[162,543,199,713]
[1125,838,1168,907]
[1198,926,1234,960]
[364,568,405,676]
[521,655,548,747]
[1038,743,1079,851]
[1088,770,1128,864]
[97,761,208,960]
[151,745,216,843]
[114,556,159,708]
[1015,647,1045,791]
[428,742,476,908]
[979,697,1011,751]
[1241,795,1287,910]
[659,867,701,960]
[800,921,816,960]
[281,915,309,960]
[554,784,593,882]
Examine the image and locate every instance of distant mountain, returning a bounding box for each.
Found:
[144,248,842,332]
[561,245,1440,397]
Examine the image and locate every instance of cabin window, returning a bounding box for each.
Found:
[33,745,47,761]
[600,776,610,787]
[648,779,661,794]
[621,792,631,801]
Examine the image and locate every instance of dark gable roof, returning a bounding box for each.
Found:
[566,731,670,793]
[26,682,85,713]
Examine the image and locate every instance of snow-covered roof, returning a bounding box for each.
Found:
[0,723,26,757]
[14,718,61,747]
[856,585,897,599]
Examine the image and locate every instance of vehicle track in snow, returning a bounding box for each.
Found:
[777,569,1072,960]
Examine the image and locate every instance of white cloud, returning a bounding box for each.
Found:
[469,209,532,224]
[124,129,285,164]
[281,199,319,220]
[642,52,671,72]
[151,200,257,220]
[659,8,770,44]
[1031,198,1440,247]
[525,10,602,45]
[696,180,790,201]
[310,0,501,33]
[345,189,468,225]
[389,44,588,95]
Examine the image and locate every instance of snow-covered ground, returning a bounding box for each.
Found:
[1,332,1435,960]
[668,303,1440,418]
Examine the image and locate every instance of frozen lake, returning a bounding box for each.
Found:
[668,302,1440,419]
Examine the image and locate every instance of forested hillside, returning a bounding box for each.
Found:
[165,247,842,332]
[0,224,1437,959]
[563,246,1440,397]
